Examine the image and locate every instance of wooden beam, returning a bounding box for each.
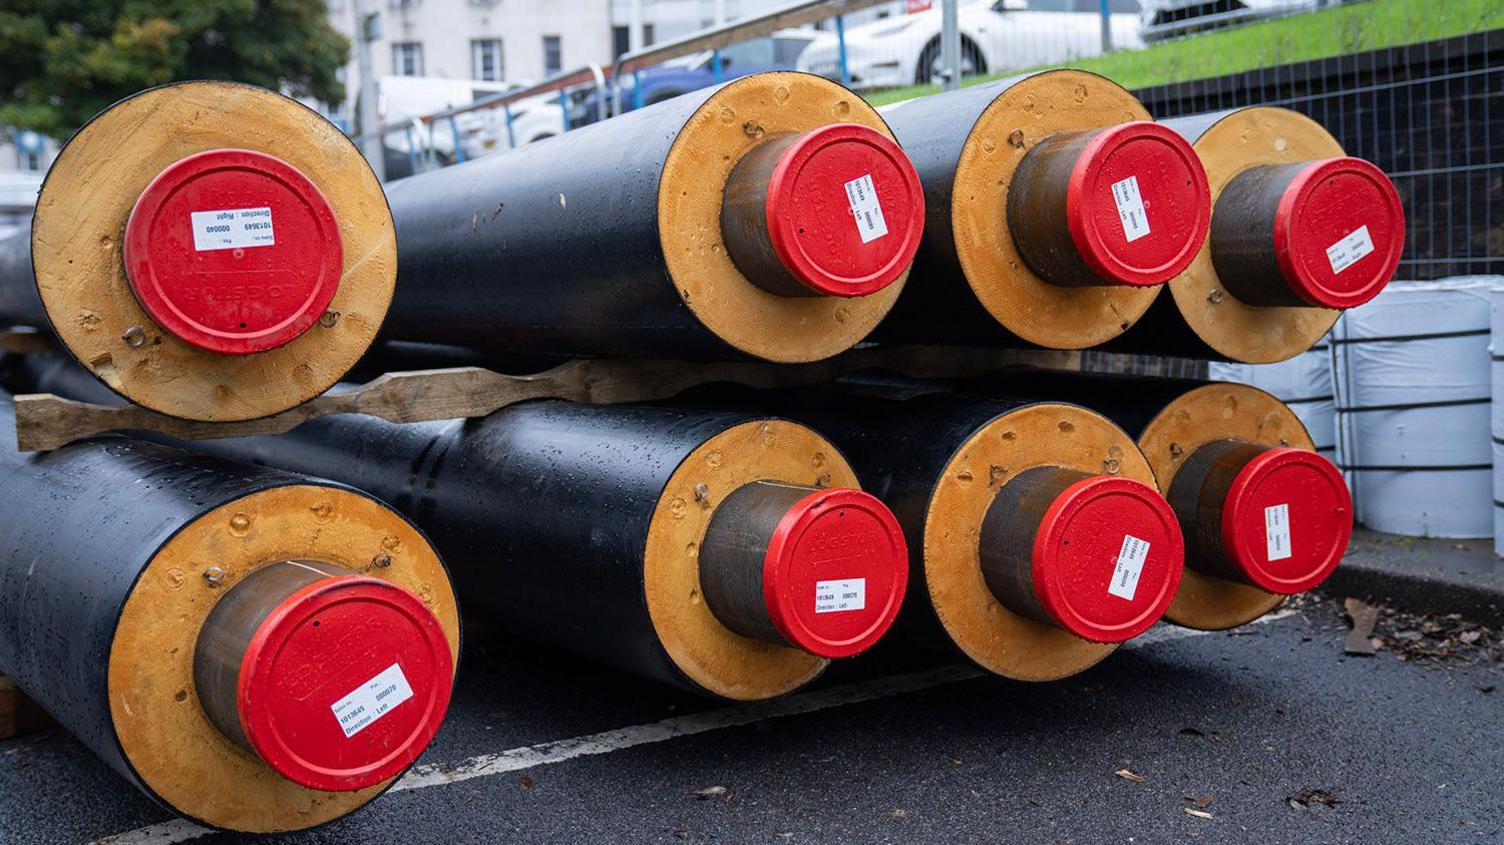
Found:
[12,345,1081,452]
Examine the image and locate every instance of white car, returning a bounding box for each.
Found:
[1140,0,1335,42]
[797,0,1143,90]
[377,76,566,174]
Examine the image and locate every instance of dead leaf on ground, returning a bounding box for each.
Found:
[1182,793,1214,808]
[1115,769,1147,782]
[518,775,533,789]
[890,809,907,820]
[1183,808,1214,820]
[1288,788,1341,808]
[1344,598,1379,655]
[692,785,729,800]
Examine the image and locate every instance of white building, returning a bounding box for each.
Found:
[327,0,616,127]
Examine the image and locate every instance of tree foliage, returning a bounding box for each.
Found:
[0,0,349,138]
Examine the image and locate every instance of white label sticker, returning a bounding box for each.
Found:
[1108,535,1150,601]
[1111,175,1151,243]
[189,206,275,252]
[330,663,414,739]
[1265,503,1293,562]
[1325,225,1375,274]
[815,578,867,614]
[843,174,889,244]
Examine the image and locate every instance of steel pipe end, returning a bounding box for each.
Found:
[122,148,344,355]
[761,487,909,658]
[197,562,453,792]
[1010,121,1210,288]
[982,469,1185,644]
[700,481,908,659]
[1268,157,1405,309]
[1218,446,1352,595]
[721,123,925,299]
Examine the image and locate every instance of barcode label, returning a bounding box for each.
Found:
[190,206,276,251]
[330,663,414,739]
[1108,535,1150,601]
[1325,225,1375,274]
[844,174,889,244]
[1265,503,1293,561]
[815,578,867,614]
[1111,176,1151,243]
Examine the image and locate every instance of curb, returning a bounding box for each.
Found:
[1318,530,1504,627]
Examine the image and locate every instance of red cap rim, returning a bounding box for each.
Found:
[761,487,908,658]
[1031,475,1185,643]
[1065,122,1211,287]
[1271,157,1405,309]
[763,124,925,298]
[1219,447,1352,594]
[123,148,344,355]
[236,575,453,791]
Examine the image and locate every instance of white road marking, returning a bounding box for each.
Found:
[88,611,1296,844]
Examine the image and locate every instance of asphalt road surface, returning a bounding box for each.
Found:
[2,594,1499,844]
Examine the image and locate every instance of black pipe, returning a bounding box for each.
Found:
[0,391,454,826]
[378,73,919,363]
[668,382,1182,655]
[67,396,905,697]
[0,230,45,329]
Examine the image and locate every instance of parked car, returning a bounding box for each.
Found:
[1140,0,1336,42]
[375,76,565,178]
[797,0,1143,90]
[572,32,818,126]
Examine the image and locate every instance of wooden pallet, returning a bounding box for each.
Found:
[0,676,52,741]
[13,345,1083,452]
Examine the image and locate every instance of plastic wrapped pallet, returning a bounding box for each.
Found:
[1492,286,1504,554]
[1331,278,1496,538]
[1208,340,1335,460]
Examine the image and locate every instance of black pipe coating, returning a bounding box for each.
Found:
[0,230,45,330]
[378,83,734,360]
[0,391,362,820]
[87,397,800,695]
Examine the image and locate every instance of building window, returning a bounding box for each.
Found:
[642,24,655,47]
[612,25,630,59]
[543,35,562,75]
[392,42,424,76]
[472,39,504,81]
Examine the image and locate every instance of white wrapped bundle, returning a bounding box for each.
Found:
[1331,278,1496,538]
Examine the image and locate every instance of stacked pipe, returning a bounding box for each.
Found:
[870,75,1403,364]
[0,386,459,833]
[863,370,1353,630]
[378,71,926,363]
[671,384,1188,681]
[1118,107,1406,363]
[873,69,1214,350]
[0,81,396,422]
[104,399,913,700]
[0,65,1407,835]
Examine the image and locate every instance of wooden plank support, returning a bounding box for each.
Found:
[12,346,1081,452]
[0,327,57,355]
[0,676,53,740]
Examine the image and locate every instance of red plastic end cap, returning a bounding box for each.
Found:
[1272,157,1405,309]
[122,148,344,355]
[237,575,454,792]
[1220,447,1352,595]
[1066,121,1211,287]
[1032,476,1185,643]
[763,124,925,298]
[761,488,909,658]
